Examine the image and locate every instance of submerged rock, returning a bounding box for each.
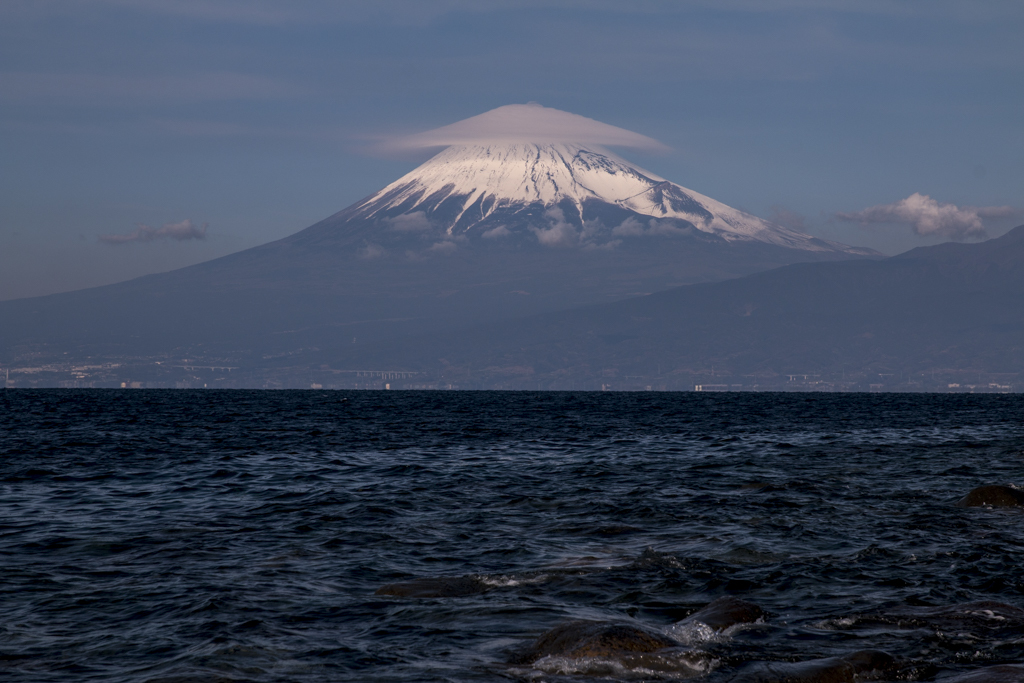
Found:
[512,596,768,674]
[374,575,490,598]
[821,600,1024,642]
[941,665,1024,683]
[956,485,1024,508]
[882,601,1024,630]
[728,650,896,683]
[666,596,766,644]
[679,596,765,632]
[511,619,679,664]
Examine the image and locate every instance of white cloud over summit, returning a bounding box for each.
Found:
[387,103,667,151]
[836,193,1019,240]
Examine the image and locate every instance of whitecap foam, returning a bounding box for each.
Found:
[476,573,551,588]
[665,617,764,644]
[532,650,717,680]
[813,616,858,630]
[663,620,719,645]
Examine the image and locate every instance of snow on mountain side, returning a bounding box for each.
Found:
[349,142,872,255]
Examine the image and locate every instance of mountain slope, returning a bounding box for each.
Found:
[318,226,1024,388]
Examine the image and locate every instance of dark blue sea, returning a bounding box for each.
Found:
[2,390,1024,682]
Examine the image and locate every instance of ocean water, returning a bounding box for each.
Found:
[1,390,1023,682]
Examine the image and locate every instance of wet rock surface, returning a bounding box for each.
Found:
[374,575,490,598]
[511,619,680,663]
[835,600,1024,634]
[956,485,1024,508]
[941,665,1024,683]
[678,596,766,632]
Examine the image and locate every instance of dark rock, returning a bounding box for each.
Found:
[941,665,1024,683]
[678,596,765,631]
[883,601,1024,630]
[956,485,1024,508]
[728,650,895,683]
[511,619,679,664]
[374,576,490,598]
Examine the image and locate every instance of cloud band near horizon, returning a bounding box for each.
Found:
[836,193,1019,240]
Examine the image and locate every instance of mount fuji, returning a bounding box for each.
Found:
[296,136,873,257]
[0,105,879,380]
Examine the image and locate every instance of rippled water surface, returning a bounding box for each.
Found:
[2,390,1023,682]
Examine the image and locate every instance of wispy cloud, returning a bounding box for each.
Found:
[386,104,667,152]
[836,193,1019,239]
[99,219,207,244]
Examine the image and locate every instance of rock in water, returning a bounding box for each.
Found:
[679,596,765,631]
[886,601,1024,628]
[728,650,896,683]
[941,665,1024,683]
[512,620,679,663]
[956,485,1024,508]
[375,576,490,598]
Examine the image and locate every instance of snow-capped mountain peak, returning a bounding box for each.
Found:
[349,142,866,254]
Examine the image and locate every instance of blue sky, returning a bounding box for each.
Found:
[2,0,1022,299]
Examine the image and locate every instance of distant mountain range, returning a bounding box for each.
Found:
[316,225,1024,390]
[0,137,876,379]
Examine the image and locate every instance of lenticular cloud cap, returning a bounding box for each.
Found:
[389,103,668,151]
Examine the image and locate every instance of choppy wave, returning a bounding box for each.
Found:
[2,390,1023,682]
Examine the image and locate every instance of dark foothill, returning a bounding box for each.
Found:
[941,665,1024,683]
[956,485,1024,508]
[511,620,680,664]
[679,596,766,631]
[374,576,490,598]
[728,650,896,683]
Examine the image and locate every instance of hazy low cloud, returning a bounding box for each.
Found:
[357,242,385,259]
[384,211,433,232]
[530,208,624,249]
[611,216,689,237]
[611,217,645,236]
[388,103,667,151]
[836,193,1019,239]
[427,240,458,253]
[531,207,580,247]
[482,225,510,239]
[99,219,207,244]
